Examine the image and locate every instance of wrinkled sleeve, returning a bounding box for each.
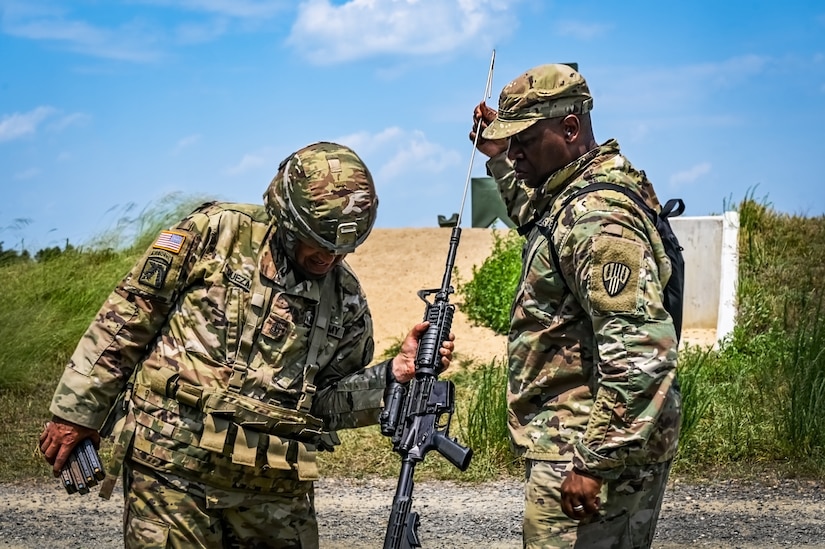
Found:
[49,211,209,429]
[311,298,390,431]
[486,152,534,226]
[556,202,679,479]
[50,285,172,429]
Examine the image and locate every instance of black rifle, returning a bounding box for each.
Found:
[379,227,474,549]
[378,49,496,549]
[59,438,105,495]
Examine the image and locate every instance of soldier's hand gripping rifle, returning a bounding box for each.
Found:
[378,49,496,549]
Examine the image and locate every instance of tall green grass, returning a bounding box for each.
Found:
[2,192,825,483]
[454,358,520,477]
[0,249,134,389]
[0,194,212,480]
[673,194,825,476]
[772,297,825,463]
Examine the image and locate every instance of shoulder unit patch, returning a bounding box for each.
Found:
[603,262,631,296]
[589,235,643,314]
[138,253,170,289]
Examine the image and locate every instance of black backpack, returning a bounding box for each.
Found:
[540,182,686,341]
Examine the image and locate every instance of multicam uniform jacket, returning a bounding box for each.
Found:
[486,139,681,480]
[50,202,388,495]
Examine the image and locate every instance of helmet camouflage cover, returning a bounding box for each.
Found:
[264,142,378,254]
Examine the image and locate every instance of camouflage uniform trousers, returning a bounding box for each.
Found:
[123,463,318,548]
[523,458,672,549]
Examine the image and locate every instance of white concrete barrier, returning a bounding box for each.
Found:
[670,212,739,346]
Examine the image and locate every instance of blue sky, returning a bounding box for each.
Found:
[2,0,824,252]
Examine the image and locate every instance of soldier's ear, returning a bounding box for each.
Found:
[561,115,579,141]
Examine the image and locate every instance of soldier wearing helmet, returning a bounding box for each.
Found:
[39,141,454,548]
[265,141,378,279]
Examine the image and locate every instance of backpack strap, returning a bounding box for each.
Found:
[660,197,686,218]
[542,182,681,289]
[516,217,538,236]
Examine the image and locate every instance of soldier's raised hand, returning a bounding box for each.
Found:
[470,101,508,158]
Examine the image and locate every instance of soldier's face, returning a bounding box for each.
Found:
[294,239,346,277]
[506,118,572,188]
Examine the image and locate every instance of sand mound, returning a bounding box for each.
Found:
[347,228,507,365]
[347,228,716,365]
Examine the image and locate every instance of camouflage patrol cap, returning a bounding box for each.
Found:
[483,63,594,140]
[264,142,378,254]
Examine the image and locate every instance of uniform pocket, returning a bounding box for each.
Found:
[573,510,631,547]
[69,292,138,376]
[124,514,170,549]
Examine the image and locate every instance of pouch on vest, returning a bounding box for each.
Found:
[199,391,325,441]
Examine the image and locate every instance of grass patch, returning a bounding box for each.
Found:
[3,191,825,483]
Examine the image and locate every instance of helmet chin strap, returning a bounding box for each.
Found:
[278,229,299,260]
[275,231,329,282]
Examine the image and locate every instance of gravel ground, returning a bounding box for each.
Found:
[1,475,823,548]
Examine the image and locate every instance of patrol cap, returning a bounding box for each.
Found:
[483,63,594,140]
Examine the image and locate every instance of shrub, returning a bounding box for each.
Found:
[455,230,523,335]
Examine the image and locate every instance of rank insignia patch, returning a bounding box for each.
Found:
[139,255,170,289]
[153,231,186,254]
[264,315,291,341]
[603,262,631,296]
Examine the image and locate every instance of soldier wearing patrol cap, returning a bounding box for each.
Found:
[39,141,455,548]
[470,64,681,548]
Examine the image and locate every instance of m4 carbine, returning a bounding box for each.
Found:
[379,226,474,549]
[378,49,496,549]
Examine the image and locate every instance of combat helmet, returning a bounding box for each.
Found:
[264,141,378,255]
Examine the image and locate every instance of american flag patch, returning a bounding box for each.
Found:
[153,231,186,254]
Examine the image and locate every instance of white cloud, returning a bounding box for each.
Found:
[2,1,291,59]
[136,0,289,19]
[598,55,770,114]
[175,18,229,44]
[48,112,90,132]
[335,127,461,184]
[288,0,517,64]
[669,162,711,187]
[2,2,165,62]
[13,167,41,180]
[335,127,404,155]
[172,134,202,155]
[378,132,461,181]
[225,148,275,175]
[0,106,56,142]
